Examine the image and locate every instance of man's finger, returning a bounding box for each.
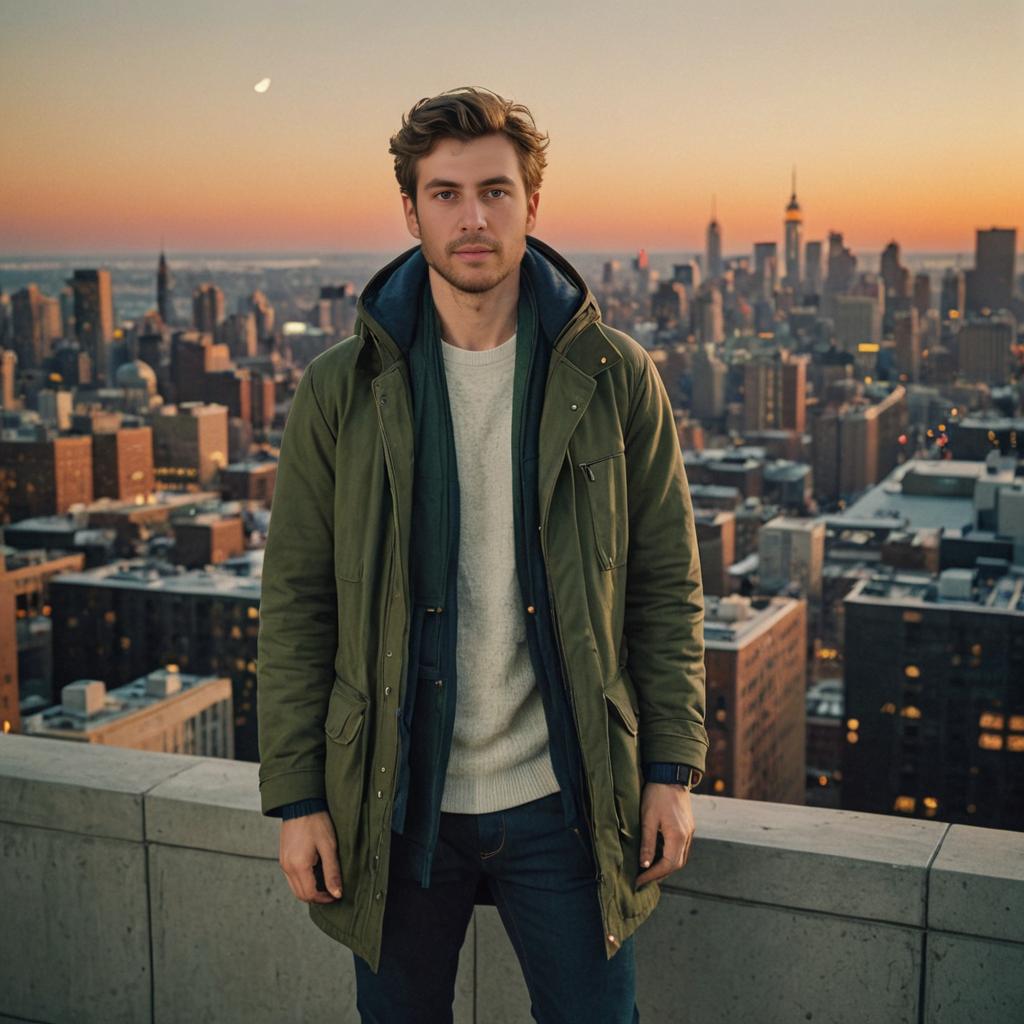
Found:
[635,829,685,888]
[318,840,344,899]
[639,809,659,869]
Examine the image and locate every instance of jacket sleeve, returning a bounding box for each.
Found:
[622,350,709,773]
[256,360,338,816]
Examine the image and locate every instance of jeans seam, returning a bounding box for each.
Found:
[491,874,541,1011]
[480,816,506,860]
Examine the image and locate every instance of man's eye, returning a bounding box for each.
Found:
[487,189,506,199]
[436,191,454,200]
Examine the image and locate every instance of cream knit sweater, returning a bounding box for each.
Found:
[437,330,562,813]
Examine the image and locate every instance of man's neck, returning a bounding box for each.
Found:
[428,264,520,351]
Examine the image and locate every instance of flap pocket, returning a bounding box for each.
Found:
[603,668,638,736]
[324,674,368,744]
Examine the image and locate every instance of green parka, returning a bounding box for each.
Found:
[257,236,709,973]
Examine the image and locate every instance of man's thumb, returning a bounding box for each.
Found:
[320,843,343,898]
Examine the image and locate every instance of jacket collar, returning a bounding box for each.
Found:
[355,235,610,374]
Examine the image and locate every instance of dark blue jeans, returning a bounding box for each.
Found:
[353,789,640,1023]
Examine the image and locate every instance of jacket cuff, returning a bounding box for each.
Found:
[273,797,330,820]
[259,769,326,816]
[639,732,709,774]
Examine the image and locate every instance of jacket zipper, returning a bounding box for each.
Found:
[578,449,624,481]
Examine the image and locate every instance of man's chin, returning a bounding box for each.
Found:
[434,258,510,295]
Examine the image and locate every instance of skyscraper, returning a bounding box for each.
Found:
[784,167,802,291]
[753,242,779,301]
[157,247,174,327]
[966,227,1017,314]
[706,195,722,280]
[192,283,225,334]
[843,567,1024,830]
[67,269,115,385]
[803,240,824,299]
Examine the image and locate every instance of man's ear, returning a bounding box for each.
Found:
[526,189,540,234]
[400,190,421,240]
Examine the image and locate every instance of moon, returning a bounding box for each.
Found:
[254,78,271,94]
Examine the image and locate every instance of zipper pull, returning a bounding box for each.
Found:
[579,462,596,481]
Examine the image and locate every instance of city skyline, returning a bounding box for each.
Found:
[2,0,1022,254]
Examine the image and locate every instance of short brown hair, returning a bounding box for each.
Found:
[389,86,549,208]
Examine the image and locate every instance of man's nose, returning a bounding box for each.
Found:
[459,196,487,230]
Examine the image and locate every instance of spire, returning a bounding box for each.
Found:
[710,193,718,225]
[785,168,801,217]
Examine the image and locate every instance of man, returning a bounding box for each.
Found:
[257,86,708,1022]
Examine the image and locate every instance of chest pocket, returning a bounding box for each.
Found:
[577,448,628,570]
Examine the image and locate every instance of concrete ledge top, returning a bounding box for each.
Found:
[3,733,1023,944]
[928,823,1024,944]
[664,794,949,926]
[0,733,207,841]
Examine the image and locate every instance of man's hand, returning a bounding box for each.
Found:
[634,782,696,889]
[279,810,344,903]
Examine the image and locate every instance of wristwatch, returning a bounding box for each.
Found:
[644,763,702,791]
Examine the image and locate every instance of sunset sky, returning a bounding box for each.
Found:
[2,0,1022,255]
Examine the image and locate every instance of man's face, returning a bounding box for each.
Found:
[401,132,539,295]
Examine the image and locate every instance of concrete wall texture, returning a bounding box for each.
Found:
[1,733,1022,1023]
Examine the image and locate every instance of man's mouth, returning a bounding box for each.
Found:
[454,247,494,261]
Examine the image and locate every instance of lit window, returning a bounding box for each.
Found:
[880,702,897,714]
[979,712,1004,730]
[905,665,921,679]
[970,643,982,657]
[978,733,1004,750]
[894,795,915,812]
[1010,716,1024,732]
[846,731,859,743]
[922,796,938,809]
[713,779,726,793]
[902,611,923,623]
[901,706,922,719]
[1008,736,1024,753]
[847,718,860,730]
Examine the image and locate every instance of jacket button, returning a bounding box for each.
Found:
[377,790,383,798]
[375,891,383,900]
[600,355,608,364]
[570,403,578,411]
[384,686,392,695]
[379,395,388,405]
[380,766,387,773]
[526,605,535,614]
[608,933,618,944]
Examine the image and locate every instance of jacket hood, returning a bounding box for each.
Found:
[355,235,600,361]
